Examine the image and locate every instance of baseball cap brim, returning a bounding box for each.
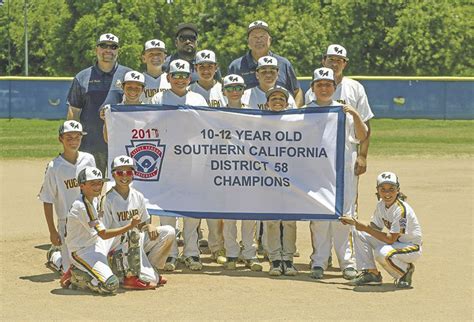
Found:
[176,23,198,37]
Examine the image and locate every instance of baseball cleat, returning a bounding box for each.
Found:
[342,267,358,280]
[283,261,298,276]
[245,258,263,272]
[395,263,415,288]
[122,276,157,290]
[45,245,61,273]
[164,257,177,271]
[184,256,203,271]
[310,266,324,279]
[350,270,382,286]
[212,249,227,264]
[225,257,238,270]
[269,260,283,276]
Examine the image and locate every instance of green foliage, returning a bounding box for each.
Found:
[0,0,472,76]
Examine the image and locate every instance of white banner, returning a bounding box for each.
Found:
[106,105,346,220]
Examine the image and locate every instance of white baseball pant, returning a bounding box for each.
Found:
[265,220,296,262]
[352,229,422,278]
[206,219,224,253]
[183,217,201,257]
[310,220,355,270]
[223,220,257,259]
[143,225,175,269]
[159,215,179,258]
[49,218,71,272]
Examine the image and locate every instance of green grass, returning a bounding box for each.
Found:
[0,119,473,159]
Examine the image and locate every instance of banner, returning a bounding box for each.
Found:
[106,105,346,220]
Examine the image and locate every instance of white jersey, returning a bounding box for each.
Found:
[66,196,106,253]
[38,152,96,220]
[102,187,150,230]
[305,77,374,122]
[242,86,297,110]
[141,72,171,103]
[188,81,226,108]
[151,89,208,107]
[306,100,365,215]
[371,199,422,245]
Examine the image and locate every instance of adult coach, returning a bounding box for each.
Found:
[305,44,374,175]
[228,20,303,107]
[67,33,131,174]
[161,23,221,83]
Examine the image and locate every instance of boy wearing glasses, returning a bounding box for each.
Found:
[221,74,248,108]
[67,33,131,175]
[39,121,96,277]
[103,156,175,288]
[189,50,226,107]
[242,56,297,110]
[306,67,367,281]
[141,39,171,103]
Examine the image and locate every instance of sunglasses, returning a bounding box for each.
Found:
[114,170,134,177]
[98,43,119,50]
[171,73,190,79]
[178,35,197,42]
[224,85,245,92]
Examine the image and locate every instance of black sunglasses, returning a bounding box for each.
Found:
[178,35,197,42]
[97,43,119,50]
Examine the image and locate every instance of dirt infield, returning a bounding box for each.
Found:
[1,157,473,321]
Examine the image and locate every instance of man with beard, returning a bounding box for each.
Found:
[67,33,131,174]
[161,23,221,83]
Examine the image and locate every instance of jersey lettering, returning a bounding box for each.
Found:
[209,100,222,107]
[144,88,167,98]
[116,209,139,221]
[64,178,79,189]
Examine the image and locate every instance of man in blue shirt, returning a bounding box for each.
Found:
[67,33,131,174]
[228,20,303,106]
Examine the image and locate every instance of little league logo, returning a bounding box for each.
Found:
[125,140,166,181]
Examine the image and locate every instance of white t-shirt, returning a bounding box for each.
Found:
[305,77,374,122]
[66,196,106,252]
[306,100,365,215]
[141,72,171,103]
[188,81,226,108]
[242,86,297,110]
[371,199,422,245]
[102,187,150,230]
[38,152,96,220]
[151,89,208,107]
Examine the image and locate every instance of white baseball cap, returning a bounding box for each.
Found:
[376,172,399,187]
[59,120,87,136]
[169,59,191,74]
[123,71,145,85]
[256,56,278,70]
[312,67,335,84]
[97,33,119,45]
[326,44,348,61]
[248,20,270,35]
[223,74,245,87]
[266,85,289,101]
[111,155,136,171]
[144,39,166,51]
[195,50,217,64]
[77,166,109,184]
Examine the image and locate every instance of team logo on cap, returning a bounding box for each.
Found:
[105,34,115,41]
[130,72,140,80]
[263,57,273,64]
[319,69,329,76]
[381,173,392,179]
[334,46,343,55]
[175,62,185,70]
[252,21,265,26]
[91,169,100,176]
[229,76,239,82]
[151,40,161,47]
[119,157,130,164]
[201,52,211,59]
[69,121,79,129]
[126,139,166,181]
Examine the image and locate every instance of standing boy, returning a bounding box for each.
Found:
[39,121,95,274]
[141,39,171,103]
